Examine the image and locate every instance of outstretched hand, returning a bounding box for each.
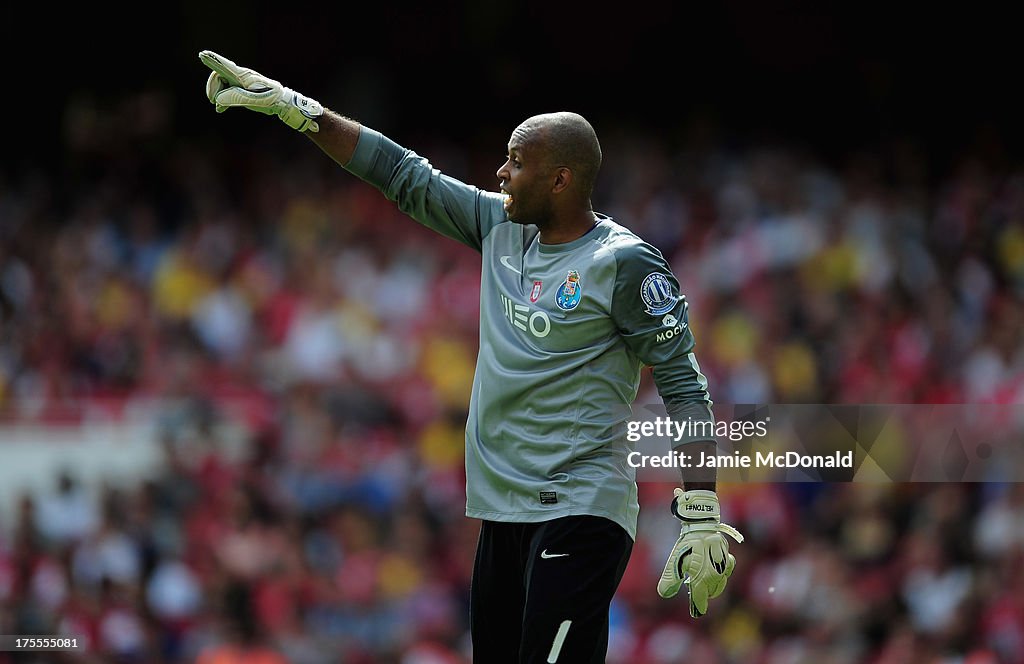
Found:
[198,50,323,132]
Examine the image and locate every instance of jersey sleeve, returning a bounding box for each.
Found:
[611,241,715,443]
[344,127,506,252]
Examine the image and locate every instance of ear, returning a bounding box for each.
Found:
[551,167,573,194]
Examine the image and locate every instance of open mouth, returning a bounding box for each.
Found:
[501,189,514,212]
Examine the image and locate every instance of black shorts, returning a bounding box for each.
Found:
[470,515,634,664]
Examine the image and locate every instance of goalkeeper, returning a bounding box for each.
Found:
[199,51,742,663]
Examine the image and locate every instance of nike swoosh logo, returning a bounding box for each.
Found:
[499,255,523,275]
[540,549,569,559]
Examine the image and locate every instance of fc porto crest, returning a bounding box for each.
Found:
[530,281,543,303]
[641,272,677,315]
[555,270,583,311]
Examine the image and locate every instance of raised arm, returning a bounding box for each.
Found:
[305,110,362,168]
[198,50,507,251]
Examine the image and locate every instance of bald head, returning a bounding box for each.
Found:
[513,112,602,202]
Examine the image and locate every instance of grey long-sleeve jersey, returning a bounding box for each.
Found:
[345,128,714,539]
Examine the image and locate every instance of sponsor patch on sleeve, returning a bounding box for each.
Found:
[640,272,678,315]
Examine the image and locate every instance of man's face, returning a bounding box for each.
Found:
[496,125,555,226]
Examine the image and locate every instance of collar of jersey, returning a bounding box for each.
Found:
[537,214,608,254]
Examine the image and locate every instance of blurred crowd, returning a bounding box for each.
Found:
[1,103,1023,662]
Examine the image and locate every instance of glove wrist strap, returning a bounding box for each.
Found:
[279,88,324,133]
[671,488,721,522]
[679,521,745,544]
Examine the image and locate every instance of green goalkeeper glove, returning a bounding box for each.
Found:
[199,50,323,133]
[658,488,744,618]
